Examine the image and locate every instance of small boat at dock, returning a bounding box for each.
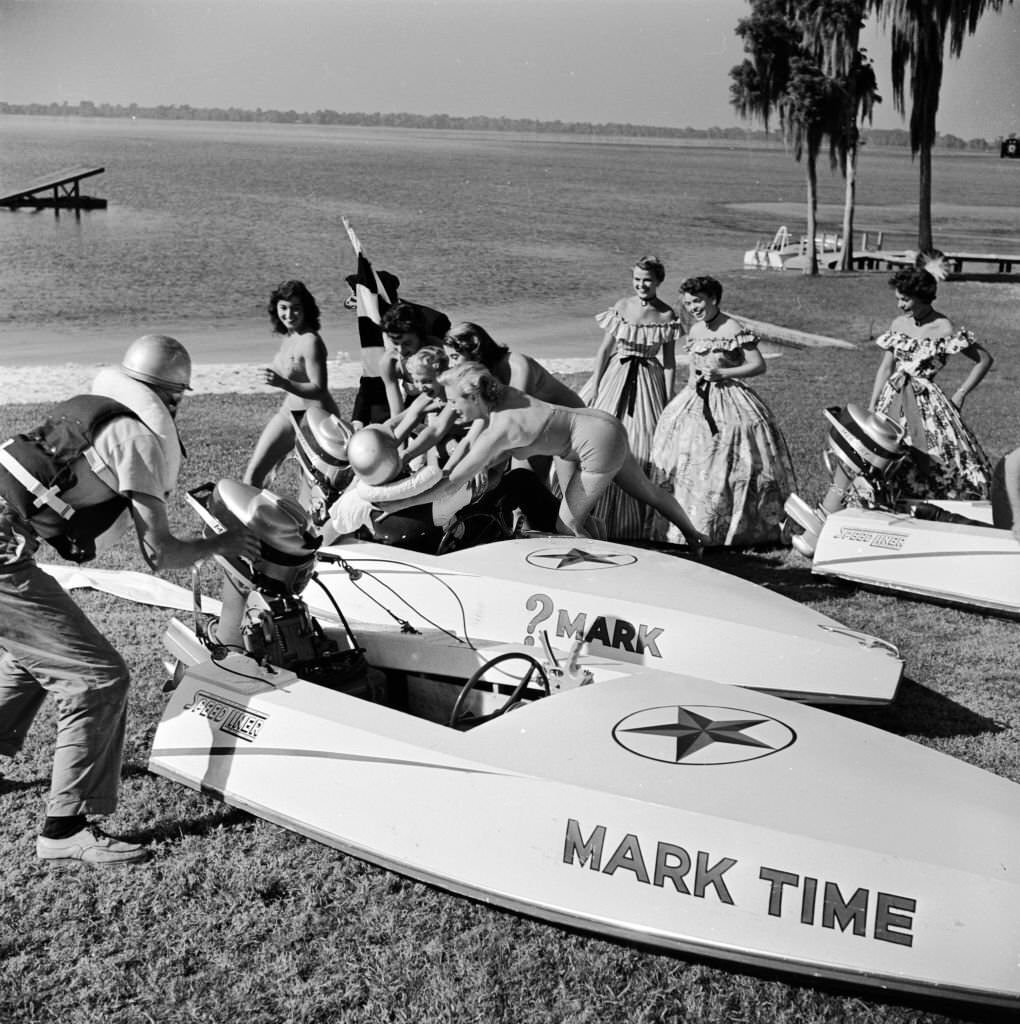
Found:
[743,225,843,270]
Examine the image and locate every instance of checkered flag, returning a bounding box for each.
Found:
[343,217,396,378]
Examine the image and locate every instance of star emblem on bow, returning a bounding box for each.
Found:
[621,707,774,762]
[531,548,631,569]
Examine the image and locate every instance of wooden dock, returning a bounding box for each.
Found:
[839,249,1019,275]
[0,166,107,210]
[749,228,1019,277]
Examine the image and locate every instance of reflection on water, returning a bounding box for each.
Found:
[0,116,1015,357]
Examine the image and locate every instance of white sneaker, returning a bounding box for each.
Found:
[36,826,149,865]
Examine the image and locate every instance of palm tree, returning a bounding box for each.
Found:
[797,1,881,270]
[831,51,881,270]
[732,1,836,274]
[868,0,1012,251]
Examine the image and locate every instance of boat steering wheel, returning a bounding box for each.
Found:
[448,652,551,729]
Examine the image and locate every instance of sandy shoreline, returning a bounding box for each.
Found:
[0,307,812,405]
[0,309,608,404]
[0,357,599,405]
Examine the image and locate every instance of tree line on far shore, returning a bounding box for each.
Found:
[0,101,1005,152]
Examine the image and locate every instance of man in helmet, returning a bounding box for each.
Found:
[0,335,258,865]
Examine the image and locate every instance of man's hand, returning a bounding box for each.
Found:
[216,526,260,561]
[130,493,259,572]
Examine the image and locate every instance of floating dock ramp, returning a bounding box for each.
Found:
[0,166,107,210]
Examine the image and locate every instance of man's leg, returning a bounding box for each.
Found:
[0,563,143,866]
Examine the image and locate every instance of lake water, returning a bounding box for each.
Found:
[1,115,1017,367]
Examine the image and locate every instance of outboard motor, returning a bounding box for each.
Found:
[187,479,383,697]
[785,405,906,557]
[822,404,906,486]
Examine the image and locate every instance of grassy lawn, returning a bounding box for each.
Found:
[1,272,1018,1024]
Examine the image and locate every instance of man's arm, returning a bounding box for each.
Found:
[128,492,258,571]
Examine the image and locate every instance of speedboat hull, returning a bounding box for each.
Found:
[149,631,1020,1011]
[810,507,1020,617]
[305,537,902,705]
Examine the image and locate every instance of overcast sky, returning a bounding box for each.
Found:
[1,0,1017,139]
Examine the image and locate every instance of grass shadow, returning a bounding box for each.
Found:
[834,676,1008,741]
[138,806,254,845]
[0,774,47,796]
[651,543,864,606]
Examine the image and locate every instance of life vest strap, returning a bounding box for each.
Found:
[0,440,74,519]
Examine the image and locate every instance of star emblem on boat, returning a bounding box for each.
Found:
[526,547,637,570]
[613,705,796,765]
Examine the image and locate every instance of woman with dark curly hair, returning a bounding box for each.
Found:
[650,275,796,548]
[244,279,341,488]
[443,321,586,484]
[443,321,585,409]
[868,267,993,499]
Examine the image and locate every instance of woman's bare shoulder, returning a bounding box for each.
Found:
[291,329,327,354]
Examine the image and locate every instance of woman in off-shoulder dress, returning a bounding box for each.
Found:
[580,256,682,539]
[650,276,796,548]
[868,267,993,500]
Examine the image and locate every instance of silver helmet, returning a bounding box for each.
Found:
[120,334,193,392]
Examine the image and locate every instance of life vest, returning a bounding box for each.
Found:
[0,395,143,563]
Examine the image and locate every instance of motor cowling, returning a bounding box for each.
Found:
[824,404,905,481]
[206,479,321,596]
[785,406,906,560]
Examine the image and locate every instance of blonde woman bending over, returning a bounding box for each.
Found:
[407,362,703,552]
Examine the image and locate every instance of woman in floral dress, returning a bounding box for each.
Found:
[868,268,993,499]
[580,256,683,539]
[650,276,796,548]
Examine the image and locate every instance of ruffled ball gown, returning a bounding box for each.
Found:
[579,308,683,539]
[873,329,992,499]
[650,322,796,547]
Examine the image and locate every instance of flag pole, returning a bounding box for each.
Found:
[342,217,361,257]
[341,217,393,383]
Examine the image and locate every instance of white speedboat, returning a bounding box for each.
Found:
[304,536,902,705]
[37,480,902,705]
[150,616,1020,1012]
[148,480,1017,1010]
[784,403,1020,616]
[808,504,1020,617]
